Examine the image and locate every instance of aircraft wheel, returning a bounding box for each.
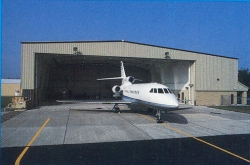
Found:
[114,107,120,113]
[157,119,164,123]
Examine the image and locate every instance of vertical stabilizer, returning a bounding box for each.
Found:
[97,61,131,86]
[121,61,126,78]
[121,61,127,85]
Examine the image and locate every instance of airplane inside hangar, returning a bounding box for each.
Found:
[35,53,190,104]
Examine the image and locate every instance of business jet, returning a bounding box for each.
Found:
[57,61,179,123]
[100,61,179,122]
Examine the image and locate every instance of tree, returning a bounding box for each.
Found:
[238,68,250,96]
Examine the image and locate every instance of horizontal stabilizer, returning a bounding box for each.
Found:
[135,78,143,82]
[97,77,124,81]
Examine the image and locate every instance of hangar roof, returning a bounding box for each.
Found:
[237,82,249,91]
[21,40,238,60]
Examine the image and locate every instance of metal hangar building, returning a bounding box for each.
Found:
[21,40,248,108]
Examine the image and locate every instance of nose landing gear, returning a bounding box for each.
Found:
[156,110,164,123]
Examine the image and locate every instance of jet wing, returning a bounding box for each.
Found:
[56,100,131,104]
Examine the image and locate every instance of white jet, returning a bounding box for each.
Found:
[97,61,179,123]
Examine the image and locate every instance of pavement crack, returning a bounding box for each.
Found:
[188,121,225,135]
[63,108,71,144]
[117,113,154,140]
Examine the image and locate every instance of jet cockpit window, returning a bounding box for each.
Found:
[163,88,169,94]
[150,88,168,94]
[158,88,164,94]
[168,88,173,93]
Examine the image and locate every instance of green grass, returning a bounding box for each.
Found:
[208,106,250,114]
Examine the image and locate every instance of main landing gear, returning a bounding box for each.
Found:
[112,103,120,113]
[156,110,164,123]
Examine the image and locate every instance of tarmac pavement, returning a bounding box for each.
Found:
[2,103,250,148]
[2,103,250,165]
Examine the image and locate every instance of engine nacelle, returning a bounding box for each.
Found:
[112,85,121,93]
[126,76,135,83]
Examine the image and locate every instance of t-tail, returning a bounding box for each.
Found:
[97,61,135,85]
[97,61,135,98]
[121,61,126,79]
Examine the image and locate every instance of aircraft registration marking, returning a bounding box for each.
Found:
[140,114,250,163]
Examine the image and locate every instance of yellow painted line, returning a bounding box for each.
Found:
[15,118,50,165]
[140,114,250,163]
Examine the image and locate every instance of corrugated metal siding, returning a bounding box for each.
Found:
[21,41,240,92]
[194,55,239,91]
[21,44,35,89]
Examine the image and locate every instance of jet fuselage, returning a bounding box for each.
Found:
[122,82,179,110]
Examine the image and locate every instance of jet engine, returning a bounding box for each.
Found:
[126,76,135,83]
[112,85,121,93]
[112,85,122,98]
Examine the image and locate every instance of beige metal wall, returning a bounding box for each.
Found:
[21,41,239,93]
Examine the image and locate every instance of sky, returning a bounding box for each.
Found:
[2,0,250,78]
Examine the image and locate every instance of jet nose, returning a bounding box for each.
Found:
[173,100,179,108]
[168,95,179,108]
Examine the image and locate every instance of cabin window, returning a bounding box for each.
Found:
[154,88,157,93]
[163,88,169,94]
[158,88,164,94]
[150,88,153,93]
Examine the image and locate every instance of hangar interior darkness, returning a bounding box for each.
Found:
[35,53,192,105]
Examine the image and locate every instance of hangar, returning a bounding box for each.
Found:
[21,40,248,108]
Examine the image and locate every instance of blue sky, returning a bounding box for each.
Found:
[2,0,250,78]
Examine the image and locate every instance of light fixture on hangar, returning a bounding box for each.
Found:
[165,52,170,59]
[73,47,78,54]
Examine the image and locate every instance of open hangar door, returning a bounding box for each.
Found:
[35,54,151,105]
[35,53,193,105]
[147,60,195,104]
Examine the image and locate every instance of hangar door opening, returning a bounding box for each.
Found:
[34,54,150,105]
[150,60,195,105]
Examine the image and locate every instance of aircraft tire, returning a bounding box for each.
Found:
[157,119,164,123]
[114,107,120,113]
